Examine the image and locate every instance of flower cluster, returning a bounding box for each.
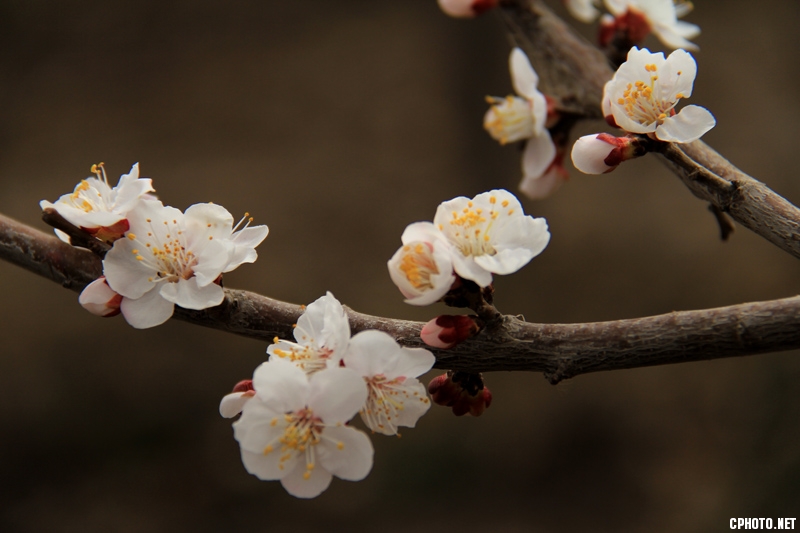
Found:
[41,163,269,328]
[571,47,715,173]
[388,189,550,305]
[484,48,565,199]
[221,293,435,498]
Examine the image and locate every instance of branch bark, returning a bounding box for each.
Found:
[3,212,799,383]
[499,0,800,259]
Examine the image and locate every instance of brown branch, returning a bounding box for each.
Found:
[3,212,799,382]
[498,0,800,259]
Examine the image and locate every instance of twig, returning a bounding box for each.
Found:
[708,204,735,241]
[3,212,799,382]
[498,0,800,259]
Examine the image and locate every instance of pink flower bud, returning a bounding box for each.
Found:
[437,0,498,18]
[78,277,122,317]
[571,133,646,175]
[232,379,254,393]
[219,379,256,418]
[420,315,480,349]
[598,10,651,48]
[428,371,492,417]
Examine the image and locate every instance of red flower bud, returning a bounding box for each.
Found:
[421,315,480,349]
[428,371,492,417]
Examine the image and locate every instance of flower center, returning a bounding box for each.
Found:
[263,408,343,481]
[67,179,107,213]
[126,218,198,284]
[444,196,515,257]
[616,63,683,126]
[484,96,535,144]
[270,340,333,374]
[362,374,426,435]
[398,242,439,290]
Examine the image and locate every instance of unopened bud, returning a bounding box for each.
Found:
[437,0,498,18]
[78,277,122,317]
[598,10,651,48]
[219,379,256,418]
[428,371,493,417]
[420,315,480,349]
[232,379,254,393]
[571,133,646,174]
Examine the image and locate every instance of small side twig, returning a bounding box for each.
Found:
[708,204,735,241]
[41,208,111,257]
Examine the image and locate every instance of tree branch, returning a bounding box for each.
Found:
[3,212,799,382]
[498,0,800,259]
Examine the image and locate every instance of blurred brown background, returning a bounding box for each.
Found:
[1,1,799,531]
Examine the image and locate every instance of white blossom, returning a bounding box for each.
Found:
[102,200,268,329]
[604,0,700,50]
[387,222,456,306]
[232,358,373,499]
[40,163,154,241]
[343,330,434,436]
[484,48,558,199]
[433,189,550,287]
[602,47,715,143]
[267,292,351,374]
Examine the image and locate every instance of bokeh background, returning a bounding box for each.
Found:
[1,1,799,531]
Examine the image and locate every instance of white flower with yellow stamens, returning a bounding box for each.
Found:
[343,330,434,436]
[101,199,268,329]
[603,47,714,143]
[40,162,154,242]
[433,189,550,287]
[484,48,560,199]
[267,292,351,374]
[387,222,456,306]
[232,357,373,499]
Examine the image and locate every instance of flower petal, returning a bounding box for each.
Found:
[159,277,224,310]
[238,448,284,481]
[307,367,367,424]
[316,425,374,481]
[510,48,540,101]
[252,358,310,413]
[79,278,121,317]
[451,255,493,287]
[519,163,566,199]
[280,461,333,499]
[119,288,175,329]
[391,347,436,379]
[102,237,156,299]
[219,391,253,418]
[475,215,550,275]
[655,105,715,143]
[392,377,432,428]
[344,330,403,377]
[184,203,234,242]
[225,225,270,271]
[521,131,557,184]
